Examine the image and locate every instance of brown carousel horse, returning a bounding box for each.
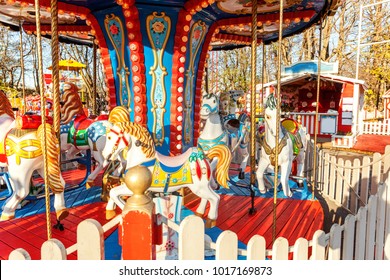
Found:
[59,82,109,188]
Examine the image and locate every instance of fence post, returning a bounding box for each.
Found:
[8,248,31,260]
[41,239,66,260]
[77,219,104,260]
[121,165,155,260]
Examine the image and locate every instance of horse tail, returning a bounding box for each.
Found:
[207,144,231,189]
[37,123,64,194]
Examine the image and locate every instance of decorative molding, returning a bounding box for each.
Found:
[104,14,131,109]
[184,20,206,144]
[146,12,171,146]
[118,0,147,125]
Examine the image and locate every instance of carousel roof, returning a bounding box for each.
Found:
[0,0,338,48]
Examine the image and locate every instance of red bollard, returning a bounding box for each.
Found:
[121,165,156,260]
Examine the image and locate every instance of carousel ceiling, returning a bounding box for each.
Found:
[0,0,337,48]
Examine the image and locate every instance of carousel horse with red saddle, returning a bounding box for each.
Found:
[0,90,68,221]
[59,82,109,188]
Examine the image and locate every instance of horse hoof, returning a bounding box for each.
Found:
[205,219,216,228]
[0,213,14,221]
[56,209,69,221]
[106,210,116,220]
[194,212,204,218]
[86,180,94,189]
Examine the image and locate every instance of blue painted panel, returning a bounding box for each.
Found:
[137,5,180,155]
[93,7,134,121]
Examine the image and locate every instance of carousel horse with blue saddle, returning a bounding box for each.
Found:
[199,91,250,179]
[101,115,232,227]
[59,82,109,188]
[256,93,307,197]
[0,90,68,222]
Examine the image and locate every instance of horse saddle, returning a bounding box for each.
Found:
[147,148,195,190]
[67,114,94,148]
[281,119,303,156]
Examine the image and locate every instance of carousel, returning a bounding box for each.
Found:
[2,0,387,262]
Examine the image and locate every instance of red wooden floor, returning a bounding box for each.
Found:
[185,195,323,249]
[0,202,119,260]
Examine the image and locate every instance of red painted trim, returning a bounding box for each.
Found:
[195,159,201,180]
[170,9,192,154]
[119,0,147,126]
[193,23,217,145]
[204,159,211,180]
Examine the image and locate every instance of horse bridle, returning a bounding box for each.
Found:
[107,127,130,160]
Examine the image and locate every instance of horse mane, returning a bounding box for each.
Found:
[265,93,277,110]
[0,90,15,119]
[108,106,130,124]
[60,82,85,124]
[116,122,155,158]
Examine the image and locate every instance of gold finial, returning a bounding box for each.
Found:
[124,165,152,208]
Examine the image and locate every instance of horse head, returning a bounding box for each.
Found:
[102,122,131,165]
[200,93,219,120]
[264,94,279,137]
[102,121,155,168]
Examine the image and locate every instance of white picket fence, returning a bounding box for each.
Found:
[314,145,390,214]
[8,172,390,260]
[360,119,390,135]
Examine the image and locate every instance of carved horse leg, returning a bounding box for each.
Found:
[190,179,220,228]
[280,159,293,198]
[105,183,132,220]
[0,167,32,221]
[255,151,269,195]
[86,137,107,189]
[238,146,249,179]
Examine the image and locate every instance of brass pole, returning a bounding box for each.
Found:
[51,0,60,137]
[19,21,26,113]
[248,0,258,215]
[34,0,51,240]
[273,0,284,244]
[92,41,97,115]
[312,19,323,200]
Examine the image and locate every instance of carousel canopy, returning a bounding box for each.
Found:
[0,0,338,48]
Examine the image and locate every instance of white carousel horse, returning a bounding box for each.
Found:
[256,93,307,197]
[0,90,16,194]
[0,121,68,221]
[102,121,231,227]
[199,92,249,179]
[0,90,16,168]
[59,82,110,188]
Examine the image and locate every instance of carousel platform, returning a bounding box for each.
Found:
[0,166,323,260]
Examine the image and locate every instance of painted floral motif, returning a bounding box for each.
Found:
[110,23,119,35]
[151,21,166,34]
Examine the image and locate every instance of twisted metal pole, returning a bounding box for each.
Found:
[19,21,26,113]
[34,0,52,240]
[312,18,323,200]
[51,0,60,137]
[272,0,284,244]
[249,0,258,215]
[92,41,97,115]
